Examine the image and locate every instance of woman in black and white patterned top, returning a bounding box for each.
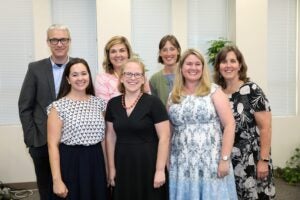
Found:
[47,58,107,200]
[214,46,275,200]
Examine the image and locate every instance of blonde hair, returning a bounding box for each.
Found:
[103,36,133,74]
[171,48,211,104]
[118,58,146,94]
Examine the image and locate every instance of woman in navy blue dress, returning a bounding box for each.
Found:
[47,58,107,199]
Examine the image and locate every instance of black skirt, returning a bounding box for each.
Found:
[51,143,107,200]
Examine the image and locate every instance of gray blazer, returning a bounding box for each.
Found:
[18,58,57,147]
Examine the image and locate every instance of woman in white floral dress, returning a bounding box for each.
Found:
[214,45,276,199]
[168,49,238,200]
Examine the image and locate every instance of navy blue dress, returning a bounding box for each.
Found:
[48,96,107,200]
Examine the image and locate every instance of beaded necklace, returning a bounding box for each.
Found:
[122,92,143,109]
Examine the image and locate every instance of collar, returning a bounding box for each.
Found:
[49,56,70,68]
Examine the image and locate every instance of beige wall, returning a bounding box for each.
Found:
[0,126,35,182]
[235,0,300,167]
[0,0,299,183]
[0,0,52,183]
[32,0,52,59]
[97,0,131,70]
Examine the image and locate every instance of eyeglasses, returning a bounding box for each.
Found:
[123,72,144,79]
[48,38,70,45]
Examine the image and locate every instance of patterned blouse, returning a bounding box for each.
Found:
[229,81,275,199]
[47,96,106,146]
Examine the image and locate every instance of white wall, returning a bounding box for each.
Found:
[0,0,299,183]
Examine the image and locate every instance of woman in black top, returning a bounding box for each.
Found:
[105,58,170,200]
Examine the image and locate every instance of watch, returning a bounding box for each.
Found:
[222,155,229,161]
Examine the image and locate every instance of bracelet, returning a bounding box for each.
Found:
[260,158,269,162]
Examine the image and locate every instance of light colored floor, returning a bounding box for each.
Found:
[13,178,300,200]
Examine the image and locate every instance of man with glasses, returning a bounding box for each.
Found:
[18,24,71,200]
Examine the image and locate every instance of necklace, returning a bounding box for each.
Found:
[114,71,119,79]
[122,92,143,109]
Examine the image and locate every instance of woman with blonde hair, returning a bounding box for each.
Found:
[106,58,170,200]
[94,36,133,102]
[168,49,237,199]
[95,36,150,102]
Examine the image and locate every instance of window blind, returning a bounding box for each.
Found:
[267,0,297,116]
[187,0,228,64]
[52,0,98,79]
[0,0,33,124]
[131,0,172,76]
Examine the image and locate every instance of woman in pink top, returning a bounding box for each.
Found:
[95,36,133,102]
[95,36,150,102]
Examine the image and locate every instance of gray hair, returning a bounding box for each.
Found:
[47,24,71,39]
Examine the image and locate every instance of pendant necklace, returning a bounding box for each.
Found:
[114,71,119,79]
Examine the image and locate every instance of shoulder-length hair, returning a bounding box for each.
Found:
[57,58,95,99]
[213,45,250,89]
[117,58,146,94]
[103,36,133,74]
[171,48,211,104]
[158,34,181,64]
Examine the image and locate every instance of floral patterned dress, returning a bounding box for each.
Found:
[168,84,238,200]
[229,82,276,199]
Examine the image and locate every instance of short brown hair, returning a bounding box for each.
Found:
[158,35,181,64]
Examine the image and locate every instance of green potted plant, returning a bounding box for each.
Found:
[275,147,300,185]
[206,38,232,66]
